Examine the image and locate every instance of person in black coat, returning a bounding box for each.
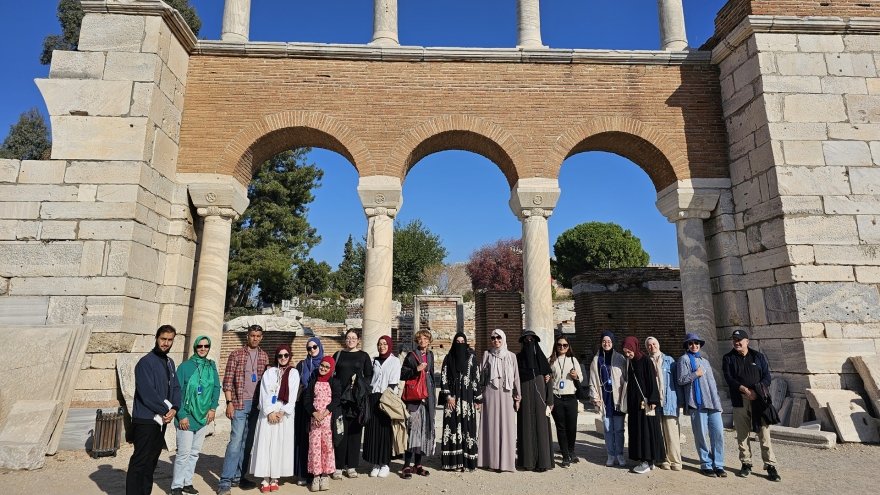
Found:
[621,336,665,474]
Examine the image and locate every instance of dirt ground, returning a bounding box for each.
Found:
[1,413,877,495]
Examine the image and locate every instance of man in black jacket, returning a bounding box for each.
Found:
[126,325,182,494]
[721,329,780,482]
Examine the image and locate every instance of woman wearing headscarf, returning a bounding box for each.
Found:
[588,330,627,467]
[549,334,582,468]
[294,337,324,485]
[250,345,300,492]
[171,335,220,495]
[399,329,437,479]
[621,336,665,474]
[645,336,683,471]
[439,332,482,472]
[362,335,401,478]
[516,330,554,472]
[478,329,520,472]
[303,356,340,492]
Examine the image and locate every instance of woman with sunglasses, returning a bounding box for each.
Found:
[677,332,726,477]
[477,329,519,473]
[549,334,582,468]
[439,332,482,472]
[249,345,300,493]
[303,356,340,492]
[293,337,324,486]
[588,331,627,467]
[171,336,220,495]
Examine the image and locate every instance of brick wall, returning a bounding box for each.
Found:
[474,291,523,358]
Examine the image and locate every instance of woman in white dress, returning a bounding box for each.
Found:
[250,344,300,493]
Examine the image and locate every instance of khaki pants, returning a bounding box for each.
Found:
[732,399,776,467]
[660,415,682,468]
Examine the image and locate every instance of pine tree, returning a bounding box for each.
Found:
[0,109,51,160]
[333,235,362,296]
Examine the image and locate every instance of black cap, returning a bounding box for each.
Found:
[731,329,749,340]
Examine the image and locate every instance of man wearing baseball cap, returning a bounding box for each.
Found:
[721,330,780,482]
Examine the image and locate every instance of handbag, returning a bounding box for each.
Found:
[757,383,780,425]
[401,352,429,402]
[572,377,589,402]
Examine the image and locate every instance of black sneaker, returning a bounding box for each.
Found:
[701,469,717,477]
[182,486,199,495]
[570,456,580,464]
[238,478,258,490]
[170,489,183,495]
[714,468,728,478]
[737,464,752,478]
[766,465,781,482]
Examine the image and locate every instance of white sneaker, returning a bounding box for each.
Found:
[616,455,626,466]
[605,455,615,467]
[633,462,651,474]
[345,468,359,478]
[377,465,390,478]
[369,465,380,477]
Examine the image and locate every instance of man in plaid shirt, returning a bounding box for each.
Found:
[217,325,269,495]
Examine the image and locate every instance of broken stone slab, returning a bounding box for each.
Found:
[0,400,62,469]
[827,400,880,443]
[778,397,792,426]
[850,355,880,417]
[804,389,864,431]
[769,424,836,449]
[799,420,822,431]
[789,397,808,428]
[769,376,788,408]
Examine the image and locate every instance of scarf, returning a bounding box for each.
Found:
[687,350,703,408]
[622,336,644,360]
[300,337,325,387]
[276,344,294,404]
[488,329,515,391]
[183,335,216,423]
[318,356,335,382]
[450,332,469,375]
[378,335,393,359]
[645,337,665,406]
[517,335,551,381]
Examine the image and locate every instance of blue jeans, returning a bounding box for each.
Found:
[690,408,724,470]
[603,414,625,457]
[172,424,208,489]
[219,400,258,489]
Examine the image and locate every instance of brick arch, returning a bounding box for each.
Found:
[218,111,372,185]
[550,117,688,192]
[390,115,526,187]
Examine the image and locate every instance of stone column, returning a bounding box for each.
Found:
[517,0,545,48]
[358,176,403,356]
[656,180,724,367]
[657,0,688,50]
[187,179,249,361]
[221,0,251,42]
[370,0,399,47]
[510,178,560,356]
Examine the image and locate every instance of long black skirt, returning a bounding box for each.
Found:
[362,392,392,465]
[293,399,311,478]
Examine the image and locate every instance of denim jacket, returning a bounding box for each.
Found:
[658,353,684,417]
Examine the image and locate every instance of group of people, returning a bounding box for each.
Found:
[125,324,782,495]
[588,329,781,482]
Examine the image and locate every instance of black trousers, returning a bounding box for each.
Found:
[126,421,165,495]
[334,412,364,469]
[551,395,579,459]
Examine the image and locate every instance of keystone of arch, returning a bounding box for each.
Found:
[220,111,373,185]
[389,115,526,188]
[549,117,687,192]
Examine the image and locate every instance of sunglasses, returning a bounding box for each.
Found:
[687,342,701,346]
[196,344,211,349]
[307,345,318,351]
[277,353,290,358]
[491,336,502,341]
[556,343,569,348]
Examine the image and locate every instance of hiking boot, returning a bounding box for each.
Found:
[632,462,651,474]
[766,465,781,482]
[737,463,752,478]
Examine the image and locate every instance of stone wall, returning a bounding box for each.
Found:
[572,267,685,362]
[6,5,199,405]
[713,13,880,394]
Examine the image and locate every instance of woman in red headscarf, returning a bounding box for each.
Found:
[303,356,340,492]
[621,336,665,475]
[362,335,401,478]
[249,344,300,492]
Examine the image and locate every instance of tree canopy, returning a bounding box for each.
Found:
[392,219,448,295]
[287,259,332,297]
[552,221,649,287]
[465,238,524,292]
[332,235,362,297]
[0,109,51,160]
[227,149,323,307]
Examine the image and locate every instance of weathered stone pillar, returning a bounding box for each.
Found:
[517,0,545,48]
[657,0,688,50]
[187,179,249,361]
[221,0,251,42]
[370,0,399,47]
[657,180,724,367]
[358,176,403,356]
[510,178,560,356]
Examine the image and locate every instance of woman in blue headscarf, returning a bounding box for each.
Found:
[588,330,628,467]
[293,337,324,485]
[171,335,220,495]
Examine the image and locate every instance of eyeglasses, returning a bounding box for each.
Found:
[319,364,331,370]
[277,353,290,358]
[556,343,569,348]
[307,345,318,351]
[491,336,502,341]
[196,344,211,349]
[687,342,701,346]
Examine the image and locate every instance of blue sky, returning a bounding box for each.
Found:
[2,0,729,267]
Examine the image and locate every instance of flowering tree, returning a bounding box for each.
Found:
[465,239,524,292]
